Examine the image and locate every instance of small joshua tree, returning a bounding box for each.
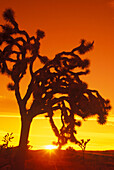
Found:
[2,132,14,148]
[78,139,90,160]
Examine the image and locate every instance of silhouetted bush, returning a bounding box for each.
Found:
[66,146,76,152]
[1,133,14,149]
[78,139,90,160]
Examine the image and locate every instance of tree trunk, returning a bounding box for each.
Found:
[13,117,32,170]
[19,117,32,148]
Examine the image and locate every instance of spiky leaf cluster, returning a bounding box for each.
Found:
[0,9,48,82]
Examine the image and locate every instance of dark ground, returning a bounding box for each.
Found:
[0,148,114,170]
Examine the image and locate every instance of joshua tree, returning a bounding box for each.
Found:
[0,8,111,169]
[0,8,50,150]
[78,139,90,160]
[47,48,111,149]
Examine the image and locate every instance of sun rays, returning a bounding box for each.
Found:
[45,145,57,150]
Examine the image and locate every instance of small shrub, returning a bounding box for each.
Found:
[27,141,33,150]
[66,146,76,152]
[78,139,90,160]
[1,132,14,149]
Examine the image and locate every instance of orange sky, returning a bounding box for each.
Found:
[0,0,114,150]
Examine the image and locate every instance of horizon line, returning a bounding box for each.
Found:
[0,114,114,122]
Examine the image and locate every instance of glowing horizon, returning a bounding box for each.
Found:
[0,113,114,122]
[0,111,114,151]
[0,0,114,151]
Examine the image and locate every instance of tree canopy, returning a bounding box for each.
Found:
[0,9,111,150]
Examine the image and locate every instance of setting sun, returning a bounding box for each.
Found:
[0,0,114,159]
[45,145,57,150]
[0,0,114,169]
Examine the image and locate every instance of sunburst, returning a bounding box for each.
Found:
[45,145,57,150]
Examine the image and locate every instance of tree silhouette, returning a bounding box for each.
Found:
[78,139,90,160]
[43,44,111,149]
[0,8,50,150]
[0,8,111,169]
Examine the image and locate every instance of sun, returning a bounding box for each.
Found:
[45,145,57,150]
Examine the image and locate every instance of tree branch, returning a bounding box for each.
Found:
[23,79,34,105]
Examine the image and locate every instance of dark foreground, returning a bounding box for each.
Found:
[0,148,114,170]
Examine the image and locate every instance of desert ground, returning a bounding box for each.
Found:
[0,148,114,170]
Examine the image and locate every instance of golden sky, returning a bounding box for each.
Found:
[0,0,114,150]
